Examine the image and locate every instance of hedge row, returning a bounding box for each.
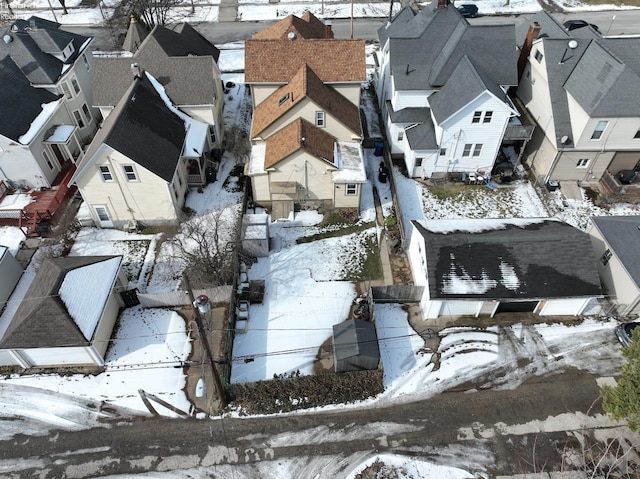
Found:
[228,369,384,415]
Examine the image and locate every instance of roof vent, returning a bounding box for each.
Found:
[2,34,12,43]
[287,32,296,40]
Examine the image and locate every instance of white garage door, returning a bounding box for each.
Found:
[539,298,589,316]
[440,300,481,317]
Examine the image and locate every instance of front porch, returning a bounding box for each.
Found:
[0,163,77,237]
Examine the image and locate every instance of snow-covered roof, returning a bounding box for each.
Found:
[412,218,602,300]
[18,99,62,145]
[45,124,76,143]
[331,142,367,184]
[59,256,122,341]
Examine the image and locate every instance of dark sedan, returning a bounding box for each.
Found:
[563,20,600,33]
[457,4,479,17]
[615,322,640,347]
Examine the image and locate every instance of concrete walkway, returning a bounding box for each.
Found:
[373,186,394,287]
[217,0,238,22]
[559,180,584,200]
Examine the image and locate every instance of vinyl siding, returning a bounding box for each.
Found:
[268,152,334,201]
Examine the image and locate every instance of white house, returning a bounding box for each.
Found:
[0,256,127,369]
[0,17,99,189]
[374,1,520,178]
[408,218,603,321]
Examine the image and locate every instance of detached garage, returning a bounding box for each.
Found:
[408,218,603,320]
[0,256,128,369]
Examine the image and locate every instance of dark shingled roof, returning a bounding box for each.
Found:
[412,219,602,300]
[93,23,220,108]
[0,16,92,85]
[76,72,186,183]
[332,320,380,371]
[0,256,119,349]
[591,216,640,287]
[0,55,60,141]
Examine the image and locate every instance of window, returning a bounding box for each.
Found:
[82,53,90,71]
[209,126,216,144]
[483,111,493,123]
[172,184,179,201]
[345,183,358,196]
[71,76,80,94]
[415,157,423,167]
[42,150,54,171]
[95,206,110,222]
[462,144,483,157]
[472,111,482,124]
[591,121,608,140]
[634,128,640,139]
[177,169,183,187]
[278,93,290,106]
[81,103,92,123]
[601,249,612,266]
[61,82,72,100]
[440,148,447,156]
[397,131,404,141]
[72,110,85,128]
[315,111,325,128]
[534,50,543,63]
[576,158,589,168]
[123,165,137,181]
[99,165,113,181]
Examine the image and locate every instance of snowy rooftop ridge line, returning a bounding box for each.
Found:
[419,217,550,234]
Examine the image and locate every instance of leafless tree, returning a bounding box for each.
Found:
[128,0,185,28]
[170,207,241,287]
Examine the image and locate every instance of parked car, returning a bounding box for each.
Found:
[615,321,640,347]
[236,300,250,320]
[457,4,479,17]
[563,20,600,33]
[616,170,638,185]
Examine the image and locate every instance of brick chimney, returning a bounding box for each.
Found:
[325,20,334,39]
[518,22,541,81]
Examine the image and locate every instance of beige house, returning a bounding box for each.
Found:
[0,256,127,369]
[588,216,640,317]
[92,21,224,186]
[245,12,367,218]
[70,71,208,228]
[516,12,640,196]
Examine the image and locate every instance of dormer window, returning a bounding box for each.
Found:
[534,50,543,63]
[62,42,74,60]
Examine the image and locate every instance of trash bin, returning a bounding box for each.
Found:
[374,140,384,156]
[205,166,217,183]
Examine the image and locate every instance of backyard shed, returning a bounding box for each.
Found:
[332,320,380,373]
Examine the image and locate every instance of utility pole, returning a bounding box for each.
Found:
[184,273,227,410]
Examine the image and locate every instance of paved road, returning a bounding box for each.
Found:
[0,369,620,477]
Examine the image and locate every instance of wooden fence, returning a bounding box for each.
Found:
[137,286,233,308]
[371,285,424,303]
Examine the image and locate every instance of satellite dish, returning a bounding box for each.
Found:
[560,135,569,144]
[2,34,12,43]
[568,40,578,49]
[287,32,296,40]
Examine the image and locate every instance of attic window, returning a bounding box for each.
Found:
[279,93,290,106]
[534,50,543,63]
[601,249,612,266]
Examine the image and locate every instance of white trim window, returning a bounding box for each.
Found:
[122,165,138,181]
[576,158,589,168]
[81,103,92,124]
[61,81,73,100]
[71,76,81,95]
[99,165,113,182]
[73,110,85,129]
[42,150,55,171]
[462,143,483,157]
[82,53,91,71]
[591,121,608,140]
[315,111,325,128]
[397,131,404,141]
[345,183,358,196]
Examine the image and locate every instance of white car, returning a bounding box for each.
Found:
[236,300,250,320]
